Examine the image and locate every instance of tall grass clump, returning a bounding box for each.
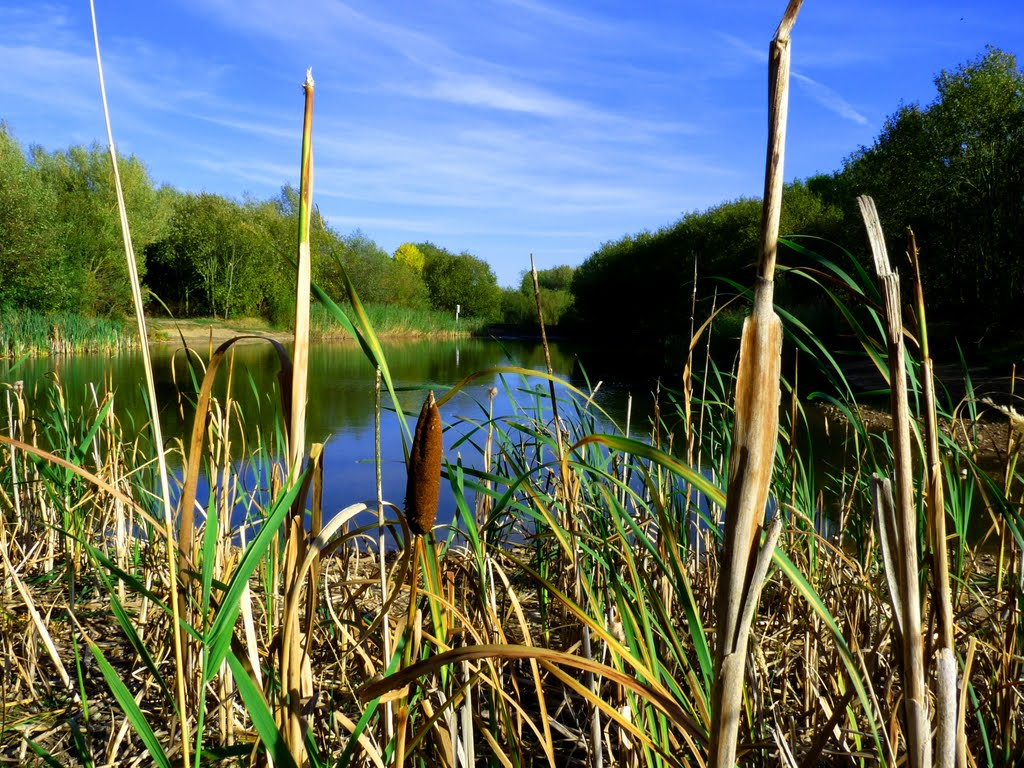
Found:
[5,225,1024,766]
[0,307,137,358]
[310,302,489,339]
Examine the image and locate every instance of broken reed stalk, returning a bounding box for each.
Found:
[709,2,801,767]
[290,68,316,484]
[88,2,190,762]
[279,68,316,767]
[908,228,959,768]
[858,195,931,768]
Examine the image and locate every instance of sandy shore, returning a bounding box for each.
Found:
[147,317,294,349]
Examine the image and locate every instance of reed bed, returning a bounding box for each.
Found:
[4,4,1024,766]
[0,307,137,358]
[3,239,1024,766]
[310,303,489,339]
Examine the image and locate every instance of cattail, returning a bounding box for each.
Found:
[404,391,442,536]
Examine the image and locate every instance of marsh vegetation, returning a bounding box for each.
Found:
[3,3,1024,767]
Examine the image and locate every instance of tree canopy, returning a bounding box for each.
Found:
[500,265,578,328]
[393,242,425,275]
[572,47,1024,352]
[834,46,1024,332]
[418,242,502,321]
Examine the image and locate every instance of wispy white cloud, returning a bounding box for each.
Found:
[717,31,868,125]
[792,72,868,125]
[421,72,584,118]
[190,157,295,189]
[0,44,99,117]
[494,0,616,36]
[718,32,768,64]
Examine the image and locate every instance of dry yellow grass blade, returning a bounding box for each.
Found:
[0,434,157,530]
[88,2,189,758]
[0,546,75,700]
[360,644,707,746]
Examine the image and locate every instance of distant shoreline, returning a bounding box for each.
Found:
[145,316,493,349]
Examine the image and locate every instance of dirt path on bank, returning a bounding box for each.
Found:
[147,317,295,349]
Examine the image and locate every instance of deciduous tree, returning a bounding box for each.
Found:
[147,194,263,318]
[839,47,1024,334]
[418,243,501,321]
[32,143,166,315]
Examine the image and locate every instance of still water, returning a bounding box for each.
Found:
[8,337,647,532]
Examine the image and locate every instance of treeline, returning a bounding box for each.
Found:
[572,47,1024,357]
[4,47,1020,351]
[0,127,518,327]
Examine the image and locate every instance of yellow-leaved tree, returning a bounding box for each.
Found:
[393,242,425,275]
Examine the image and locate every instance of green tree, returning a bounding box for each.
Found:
[500,265,576,327]
[0,124,66,310]
[32,143,166,315]
[572,183,843,341]
[320,230,429,310]
[393,242,425,275]
[839,47,1024,334]
[418,243,501,320]
[147,194,264,318]
[243,185,334,324]
[531,264,575,292]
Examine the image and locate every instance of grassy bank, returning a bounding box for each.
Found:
[0,302,488,360]
[0,307,138,358]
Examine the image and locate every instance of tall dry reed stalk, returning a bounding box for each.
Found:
[907,227,960,768]
[859,194,931,767]
[279,68,317,767]
[88,2,189,761]
[709,2,800,766]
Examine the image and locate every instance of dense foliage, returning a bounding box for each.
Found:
[572,182,843,343]
[417,241,503,322]
[0,129,491,326]
[500,265,577,329]
[0,128,173,315]
[827,47,1024,340]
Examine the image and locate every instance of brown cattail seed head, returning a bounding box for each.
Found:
[404,391,442,536]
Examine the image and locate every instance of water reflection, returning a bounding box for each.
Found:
[7,337,632,530]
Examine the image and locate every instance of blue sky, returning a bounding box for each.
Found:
[2,1,1021,287]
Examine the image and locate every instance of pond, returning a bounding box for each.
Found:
[7,336,652,536]
[9,334,952,546]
